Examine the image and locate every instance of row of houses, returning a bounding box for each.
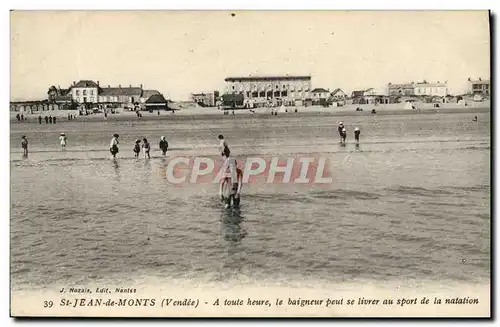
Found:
[11,80,171,112]
[212,75,491,109]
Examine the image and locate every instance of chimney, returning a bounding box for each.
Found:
[479,77,482,81]
[468,77,471,82]
[129,84,132,88]
[73,81,76,86]
[119,84,121,88]
[108,85,110,88]
[140,84,143,89]
[97,81,100,87]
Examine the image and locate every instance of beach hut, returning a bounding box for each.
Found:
[145,94,169,111]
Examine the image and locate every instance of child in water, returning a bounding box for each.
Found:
[142,138,151,159]
[354,127,361,143]
[133,139,141,158]
[109,134,119,158]
[21,135,28,157]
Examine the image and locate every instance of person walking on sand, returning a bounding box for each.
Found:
[354,127,361,144]
[159,136,169,156]
[142,138,151,159]
[133,139,141,158]
[49,116,53,124]
[53,116,57,124]
[38,116,42,124]
[44,116,48,124]
[59,133,67,150]
[16,113,20,122]
[21,135,28,157]
[218,134,229,157]
[109,134,120,159]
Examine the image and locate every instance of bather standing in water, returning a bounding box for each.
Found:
[133,139,141,158]
[219,147,243,208]
[142,138,151,159]
[109,134,119,159]
[159,136,169,155]
[354,127,361,144]
[338,122,344,143]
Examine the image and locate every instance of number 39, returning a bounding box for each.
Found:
[44,301,53,308]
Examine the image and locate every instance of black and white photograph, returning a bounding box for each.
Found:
[9,10,491,317]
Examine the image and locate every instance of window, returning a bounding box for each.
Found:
[246,92,251,98]
[83,90,87,96]
[90,90,94,95]
[274,91,280,97]
[282,91,287,97]
[252,92,258,97]
[276,85,279,89]
[259,91,265,97]
[76,90,80,96]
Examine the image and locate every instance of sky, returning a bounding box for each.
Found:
[10,10,490,101]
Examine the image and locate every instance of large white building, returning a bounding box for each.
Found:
[224,75,312,106]
[388,81,448,97]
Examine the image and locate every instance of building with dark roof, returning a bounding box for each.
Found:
[145,93,169,111]
[98,86,143,105]
[46,80,164,108]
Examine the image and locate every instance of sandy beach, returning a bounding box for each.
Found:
[9,100,491,123]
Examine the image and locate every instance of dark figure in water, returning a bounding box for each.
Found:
[354,127,361,143]
[337,122,344,143]
[159,136,169,155]
[473,116,478,122]
[133,139,141,158]
[371,108,377,114]
[157,110,160,116]
[44,116,49,124]
[20,114,24,121]
[38,116,42,124]
[16,113,20,122]
[53,116,57,124]
[341,128,347,144]
[49,116,53,124]
[21,135,28,157]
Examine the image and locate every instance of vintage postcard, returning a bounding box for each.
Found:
[10,10,491,318]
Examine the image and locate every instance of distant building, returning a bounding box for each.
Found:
[329,88,347,106]
[224,75,312,107]
[98,85,142,108]
[191,91,218,107]
[47,86,72,104]
[311,88,330,105]
[388,81,448,97]
[70,80,100,104]
[468,78,490,96]
[46,80,162,109]
[140,89,161,103]
[145,93,169,111]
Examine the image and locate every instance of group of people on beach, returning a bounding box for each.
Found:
[109,134,169,159]
[337,121,361,145]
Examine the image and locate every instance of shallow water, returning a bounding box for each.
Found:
[10,112,490,291]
